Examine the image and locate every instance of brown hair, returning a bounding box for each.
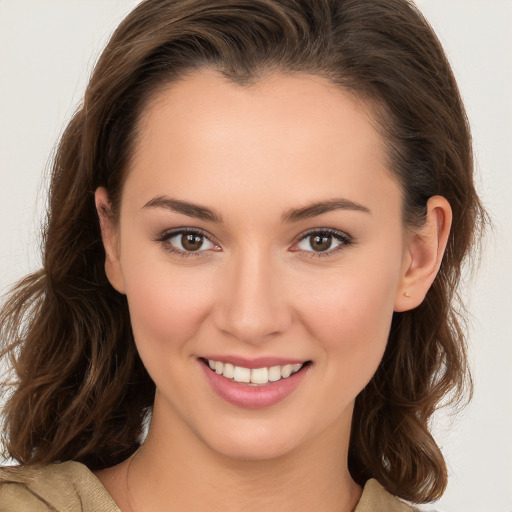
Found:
[0,0,486,503]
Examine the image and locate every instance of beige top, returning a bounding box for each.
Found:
[0,461,415,511]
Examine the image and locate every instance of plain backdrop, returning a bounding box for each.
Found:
[0,1,511,511]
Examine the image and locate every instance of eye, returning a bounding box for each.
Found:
[156,228,220,257]
[292,229,352,257]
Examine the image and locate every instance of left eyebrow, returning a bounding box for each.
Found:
[281,198,371,223]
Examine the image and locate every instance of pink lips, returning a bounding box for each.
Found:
[199,357,310,409]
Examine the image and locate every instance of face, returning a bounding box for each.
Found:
[99,71,416,461]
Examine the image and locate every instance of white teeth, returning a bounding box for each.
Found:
[207,359,304,385]
[223,363,235,379]
[268,366,282,382]
[281,364,293,378]
[250,367,269,385]
[233,366,251,383]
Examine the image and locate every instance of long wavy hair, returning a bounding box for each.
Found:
[0,0,486,503]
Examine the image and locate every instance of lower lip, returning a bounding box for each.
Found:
[200,361,309,409]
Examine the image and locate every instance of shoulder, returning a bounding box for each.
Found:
[355,479,419,512]
[0,461,120,512]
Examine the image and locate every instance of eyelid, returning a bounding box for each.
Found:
[155,226,353,259]
[290,228,353,257]
[155,227,221,257]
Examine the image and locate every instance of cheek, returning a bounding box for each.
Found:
[121,256,214,355]
[295,252,403,378]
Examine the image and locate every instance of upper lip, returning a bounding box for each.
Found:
[200,355,308,369]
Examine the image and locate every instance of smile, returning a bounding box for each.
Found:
[200,357,311,408]
[207,359,304,385]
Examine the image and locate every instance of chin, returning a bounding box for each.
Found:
[199,420,306,462]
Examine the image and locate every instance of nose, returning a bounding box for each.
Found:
[212,249,292,345]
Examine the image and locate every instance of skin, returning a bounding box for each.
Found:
[94,71,451,512]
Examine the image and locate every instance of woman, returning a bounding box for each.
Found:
[0,0,486,510]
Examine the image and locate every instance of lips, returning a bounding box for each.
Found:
[199,356,311,408]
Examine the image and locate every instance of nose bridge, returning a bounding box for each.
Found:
[214,244,291,344]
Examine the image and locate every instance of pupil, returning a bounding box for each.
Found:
[182,233,203,251]
[311,234,332,251]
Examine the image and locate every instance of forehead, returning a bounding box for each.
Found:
[125,70,401,221]
[135,70,384,160]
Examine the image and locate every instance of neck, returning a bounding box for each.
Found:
[125,403,360,512]
[98,395,362,512]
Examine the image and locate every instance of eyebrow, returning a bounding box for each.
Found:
[142,195,371,223]
[143,196,223,222]
[282,198,371,223]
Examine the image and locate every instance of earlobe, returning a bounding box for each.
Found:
[394,196,452,312]
[95,187,126,294]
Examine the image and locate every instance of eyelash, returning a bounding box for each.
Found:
[155,228,220,259]
[292,228,353,258]
[155,227,353,259]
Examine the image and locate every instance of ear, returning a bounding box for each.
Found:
[394,196,452,312]
[95,187,126,294]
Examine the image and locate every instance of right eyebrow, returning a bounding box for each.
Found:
[142,196,223,223]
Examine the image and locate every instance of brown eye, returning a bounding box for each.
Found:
[181,233,204,251]
[164,230,217,253]
[310,234,333,252]
[297,232,339,252]
[294,229,352,256]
